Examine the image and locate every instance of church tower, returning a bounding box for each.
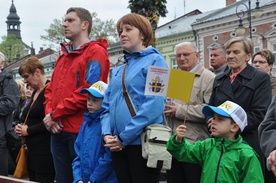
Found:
[6,0,22,39]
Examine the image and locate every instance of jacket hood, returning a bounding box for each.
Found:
[124,46,161,62]
[61,39,108,54]
[83,108,104,126]
[0,69,12,82]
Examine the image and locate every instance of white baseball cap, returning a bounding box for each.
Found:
[202,100,247,132]
[80,81,108,98]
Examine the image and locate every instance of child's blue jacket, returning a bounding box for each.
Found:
[72,109,117,183]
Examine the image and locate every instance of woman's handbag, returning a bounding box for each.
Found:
[13,97,37,179]
[122,64,172,170]
[140,123,172,169]
[13,141,28,178]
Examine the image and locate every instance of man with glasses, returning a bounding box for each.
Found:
[164,42,215,183]
[252,49,276,98]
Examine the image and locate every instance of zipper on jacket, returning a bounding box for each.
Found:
[76,70,80,89]
[214,139,225,183]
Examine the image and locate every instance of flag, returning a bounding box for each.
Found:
[145,66,195,102]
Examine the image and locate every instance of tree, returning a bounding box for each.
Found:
[0,34,26,65]
[128,0,168,47]
[40,12,119,47]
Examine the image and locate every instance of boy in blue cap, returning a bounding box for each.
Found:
[167,100,264,182]
[72,81,117,183]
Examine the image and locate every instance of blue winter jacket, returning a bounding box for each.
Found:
[72,109,117,183]
[101,46,168,146]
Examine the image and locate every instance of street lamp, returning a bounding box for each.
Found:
[235,0,263,39]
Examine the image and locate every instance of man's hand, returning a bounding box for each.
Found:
[104,135,124,152]
[43,113,63,133]
[50,121,64,134]
[164,100,178,117]
[43,113,55,131]
[175,125,186,143]
[268,150,276,176]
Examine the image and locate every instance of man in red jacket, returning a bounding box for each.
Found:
[43,7,109,183]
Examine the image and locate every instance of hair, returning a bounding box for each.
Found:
[209,43,226,55]
[225,37,253,55]
[18,57,45,75]
[66,7,92,34]
[15,79,26,100]
[174,42,197,55]
[252,49,275,66]
[116,13,153,47]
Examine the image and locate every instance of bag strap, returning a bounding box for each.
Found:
[20,83,49,145]
[122,64,136,117]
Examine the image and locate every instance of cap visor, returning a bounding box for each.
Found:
[202,106,231,118]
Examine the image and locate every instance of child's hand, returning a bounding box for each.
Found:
[175,125,186,143]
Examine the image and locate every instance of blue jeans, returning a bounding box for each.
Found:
[50,132,77,183]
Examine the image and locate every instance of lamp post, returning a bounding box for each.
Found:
[235,0,263,39]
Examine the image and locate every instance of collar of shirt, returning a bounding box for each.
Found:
[189,63,199,73]
[230,67,245,83]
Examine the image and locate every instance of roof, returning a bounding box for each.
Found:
[192,0,276,25]
[155,9,215,38]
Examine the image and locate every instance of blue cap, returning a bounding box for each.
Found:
[80,81,108,98]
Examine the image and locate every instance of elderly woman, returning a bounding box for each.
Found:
[14,57,55,183]
[208,37,271,177]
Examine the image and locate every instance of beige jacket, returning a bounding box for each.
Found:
[166,64,215,144]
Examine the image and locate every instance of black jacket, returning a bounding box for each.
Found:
[209,64,271,171]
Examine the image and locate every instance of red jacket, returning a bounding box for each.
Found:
[44,39,110,133]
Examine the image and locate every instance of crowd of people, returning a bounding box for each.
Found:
[0,6,276,183]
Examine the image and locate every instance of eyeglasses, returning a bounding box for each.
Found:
[252,60,268,64]
[176,52,196,58]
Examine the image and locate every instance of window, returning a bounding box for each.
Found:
[254,46,260,53]
[273,43,276,67]
[172,58,178,69]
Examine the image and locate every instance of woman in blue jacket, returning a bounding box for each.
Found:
[101,13,168,183]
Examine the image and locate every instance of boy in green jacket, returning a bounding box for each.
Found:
[166,100,264,183]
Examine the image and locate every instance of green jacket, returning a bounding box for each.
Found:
[166,135,264,183]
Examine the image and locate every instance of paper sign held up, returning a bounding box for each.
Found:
[145,66,195,102]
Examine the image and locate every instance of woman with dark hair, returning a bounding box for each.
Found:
[252,49,276,98]
[101,13,168,183]
[14,57,55,183]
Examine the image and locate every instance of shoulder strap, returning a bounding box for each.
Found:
[122,64,136,117]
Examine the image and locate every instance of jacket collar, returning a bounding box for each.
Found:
[83,108,104,125]
[214,135,251,150]
[216,63,255,80]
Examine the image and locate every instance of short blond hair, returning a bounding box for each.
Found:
[15,79,26,100]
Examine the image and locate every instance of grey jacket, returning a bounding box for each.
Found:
[259,94,276,158]
[0,69,20,141]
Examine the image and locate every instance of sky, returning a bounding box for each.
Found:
[0,0,226,53]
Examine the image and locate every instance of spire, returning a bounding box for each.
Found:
[6,0,22,39]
